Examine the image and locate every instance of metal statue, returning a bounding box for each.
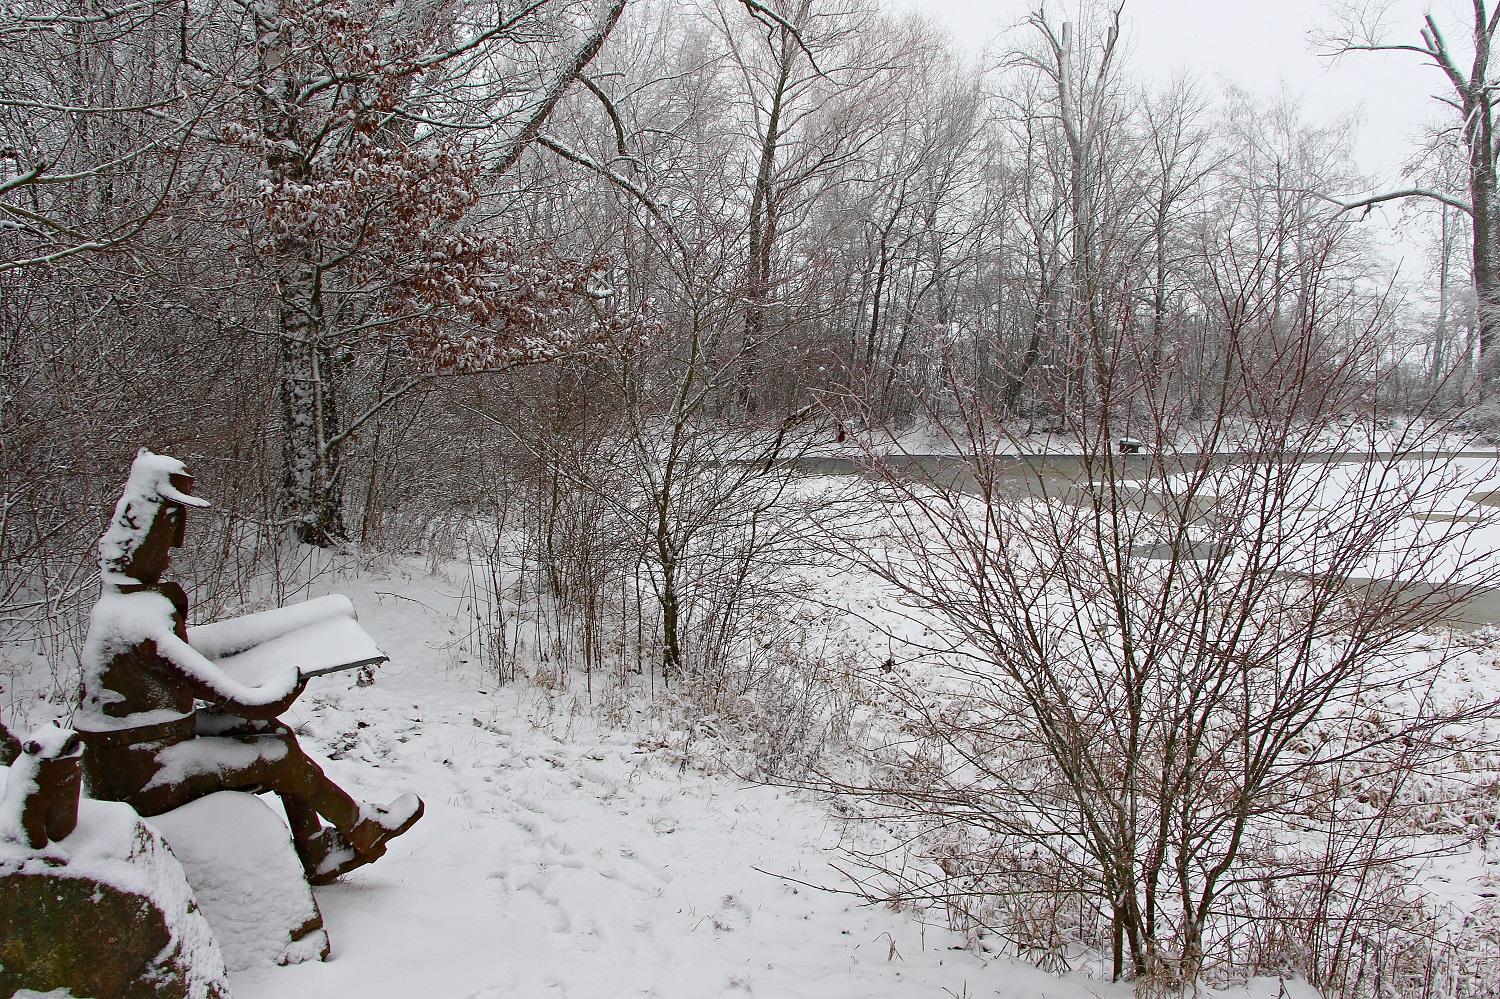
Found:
[77,450,422,884]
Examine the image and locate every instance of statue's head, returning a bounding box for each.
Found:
[98,449,211,585]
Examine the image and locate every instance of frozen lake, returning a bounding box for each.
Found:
[791,451,1500,629]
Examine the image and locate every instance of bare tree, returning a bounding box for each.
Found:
[819,162,1500,993]
[1002,3,1134,409]
[833,34,987,413]
[0,0,228,271]
[1133,76,1215,373]
[1396,124,1481,400]
[704,0,900,411]
[1324,0,1500,393]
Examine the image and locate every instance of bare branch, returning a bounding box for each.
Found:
[534,134,663,220]
[1318,187,1475,216]
[736,0,828,77]
[492,0,629,175]
[580,74,632,162]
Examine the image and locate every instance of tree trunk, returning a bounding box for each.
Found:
[1469,120,1500,396]
[278,316,345,547]
[277,251,344,547]
[256,4,350,548]
[741,3,809,414]
[660,566,683,682]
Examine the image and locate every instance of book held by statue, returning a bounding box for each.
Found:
[188,594,388,684]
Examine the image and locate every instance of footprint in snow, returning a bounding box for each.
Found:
[720,973,754,996]
[710,894,751,933]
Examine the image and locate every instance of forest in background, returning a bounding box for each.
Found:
[6,2,1500,996]
[7,0,1481,615]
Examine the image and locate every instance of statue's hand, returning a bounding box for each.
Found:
[235,663,305,719]
[272,663,307,702]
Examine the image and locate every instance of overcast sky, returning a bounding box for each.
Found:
[884,0,1447,190]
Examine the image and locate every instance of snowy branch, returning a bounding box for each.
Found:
[492,0,629,175]
[1319,188,1475,216]
[534,134,664,221]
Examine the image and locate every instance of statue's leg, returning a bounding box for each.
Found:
[92,729,419,883]
[191,714,361,842]
[110,731,359,832]
[250,731,362,834]
[83,739,222,816]
[280,795,323,847]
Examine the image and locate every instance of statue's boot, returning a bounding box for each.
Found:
[302,827,364,885]
[300,794,424,885]
[348,793,424,858]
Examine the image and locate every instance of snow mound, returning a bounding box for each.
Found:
[150,791,330,971]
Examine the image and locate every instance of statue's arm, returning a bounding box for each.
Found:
[153,631,305,718]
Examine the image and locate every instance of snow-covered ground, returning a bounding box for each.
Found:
[7,458,1496,997]
[12,554,1307,999]
[218,564,1100,999]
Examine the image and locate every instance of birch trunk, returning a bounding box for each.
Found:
[274,228,345,545]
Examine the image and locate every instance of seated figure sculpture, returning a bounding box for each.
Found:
[77,450,422,884]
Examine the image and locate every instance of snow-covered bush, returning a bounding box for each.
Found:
[821,227,1500,997]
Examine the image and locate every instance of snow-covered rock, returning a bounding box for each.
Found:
[0,764,231,999]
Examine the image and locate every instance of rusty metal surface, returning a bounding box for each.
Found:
[79,454,421,882]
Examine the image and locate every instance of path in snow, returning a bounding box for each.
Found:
[228,565,1084,999]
